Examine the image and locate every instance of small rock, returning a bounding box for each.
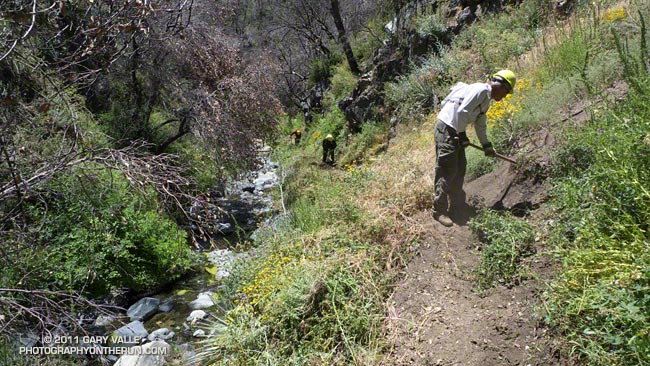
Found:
[147,328,175,342]
[216,222,233,234]
[192,329,206,338]
[18,333,39,348]
[113,321,149,346]
[93,314,117,327]
[158,299,174,313]
[187,310,208,323]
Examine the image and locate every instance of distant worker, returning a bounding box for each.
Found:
[322,134,337,165]
[290,129,302,145]
[432,69,516,227]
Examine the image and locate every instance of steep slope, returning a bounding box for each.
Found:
[381,78,631,365]
[383,164,558,366]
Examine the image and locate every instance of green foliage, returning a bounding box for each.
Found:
[329,64,358,100]
[168,137,221,192]
[465,147,497,180]
[0,339,31,366]
[384,44,474,120]
[385,68,438,117]
[487,80,563,153]
[611,9,650,93]
[198,148,397,366]
[545,74,650,364]
[309,53,343,86]
[26,167,196,294]
[350,17,387,68]
[469,209,535,291]
[455,0,545,70]
[540,31,590,81]
[339,121,386,165]
[97,80,142,142]
[415,12,446,41]
[312,108,347,144]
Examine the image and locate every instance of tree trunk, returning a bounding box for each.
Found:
[155,116,191,154]
[329,0,360,75]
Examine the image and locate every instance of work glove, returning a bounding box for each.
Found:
[459,132,470,148]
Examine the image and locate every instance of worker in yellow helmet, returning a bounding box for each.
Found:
[322,134,337,165]
[290,128,302,145]
[432,69,516,227]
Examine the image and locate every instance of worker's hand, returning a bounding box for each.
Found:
[484,147,496,157]
[459,132,470,148]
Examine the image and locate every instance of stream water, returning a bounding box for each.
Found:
[102,150,280,365]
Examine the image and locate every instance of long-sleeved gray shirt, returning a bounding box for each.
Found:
[436,82,492,146]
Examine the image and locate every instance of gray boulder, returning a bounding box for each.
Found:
[113,340,170,366]
[126,297,160,321]
[188,292,215,310]
[113,321,148,346]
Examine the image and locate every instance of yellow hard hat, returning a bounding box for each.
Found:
[326,134,334,141]
[492,69,516,94]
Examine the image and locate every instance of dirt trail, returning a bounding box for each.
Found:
[383,157,561,366]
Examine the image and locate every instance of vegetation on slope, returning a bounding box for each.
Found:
[200,1,650,365]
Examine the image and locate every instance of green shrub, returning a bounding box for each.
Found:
[416,12,447,42]
[455,1,543,70]
[329,64,358,100]
[311,108,347,145]
[339,121,386,165]
[351,17,387,67]
[469,209,535,291]
[309,53,342,86]
[385,69,438,117]
[539,30,590,82]
[29,167,196,294]
[168,137,221,192]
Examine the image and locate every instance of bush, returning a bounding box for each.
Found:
[385,68,438,117]
[309,53,342,86]
[351,17,388,68]
[455,1,543,70]
[329,63,358,100]
[25,167,196,294]
[469,209,535,291]
[416,12,447,42]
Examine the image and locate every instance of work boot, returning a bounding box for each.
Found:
[433,212,453,227]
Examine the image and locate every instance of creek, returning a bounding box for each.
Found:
[101,149,280,366]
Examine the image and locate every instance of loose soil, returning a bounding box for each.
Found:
[382,138,562,366]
